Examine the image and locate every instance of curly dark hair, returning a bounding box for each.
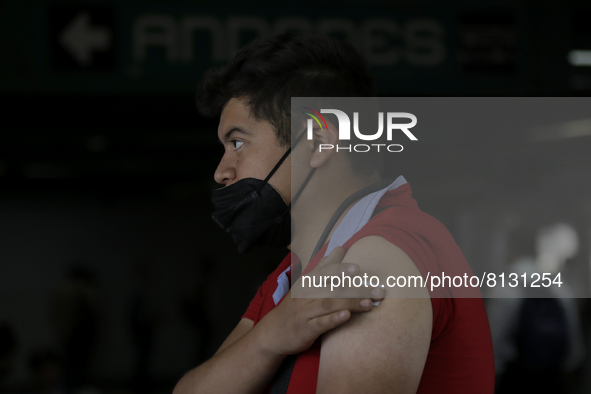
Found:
[196,32,380,175]
[197,33,374,139]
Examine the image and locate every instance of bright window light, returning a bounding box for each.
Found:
[568,50,591,66]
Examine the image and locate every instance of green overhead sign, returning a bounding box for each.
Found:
[1,1,529,94]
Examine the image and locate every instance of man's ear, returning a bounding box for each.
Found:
[309,120,338,168]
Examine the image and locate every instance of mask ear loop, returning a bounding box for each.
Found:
[288,168,316,209]
[257,128,308,193]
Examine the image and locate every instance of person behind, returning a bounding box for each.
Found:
[174,33,494,394]
[51,264,99,390]
[489,224,584,394]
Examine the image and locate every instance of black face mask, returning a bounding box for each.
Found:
[211,130,314,253]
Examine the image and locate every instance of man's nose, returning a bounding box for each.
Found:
[214,156,236,186]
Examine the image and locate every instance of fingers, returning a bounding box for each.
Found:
[293,273,387,299]
[308,309,351,334]
[310,297,376,318]
[314,261,359,277]
[316,246,346,268]
[292,247,389,300]
[370,286,385,301]
[326,283,386,300]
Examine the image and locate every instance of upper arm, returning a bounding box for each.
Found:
[215,318,254,356]
[317,236,432,394]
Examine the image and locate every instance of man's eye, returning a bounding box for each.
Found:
[232,140,244,150]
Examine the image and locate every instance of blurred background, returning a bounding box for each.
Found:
[1,0,591,393]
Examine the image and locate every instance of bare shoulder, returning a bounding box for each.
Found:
[317,235,432,394]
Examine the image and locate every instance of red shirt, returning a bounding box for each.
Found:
[243,183,495,393]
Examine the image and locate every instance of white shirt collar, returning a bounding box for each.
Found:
[324,175,407,256]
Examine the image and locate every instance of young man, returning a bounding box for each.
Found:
[174,33,494,394]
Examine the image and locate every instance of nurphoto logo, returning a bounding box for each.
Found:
[303,107,417,153]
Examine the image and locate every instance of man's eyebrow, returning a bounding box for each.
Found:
[219,127,252,143]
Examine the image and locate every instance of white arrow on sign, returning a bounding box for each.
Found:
[59,12,112,66]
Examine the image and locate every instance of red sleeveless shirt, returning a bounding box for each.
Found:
[243,183,495,393]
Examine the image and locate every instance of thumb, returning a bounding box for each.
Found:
[317,246,346,267]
